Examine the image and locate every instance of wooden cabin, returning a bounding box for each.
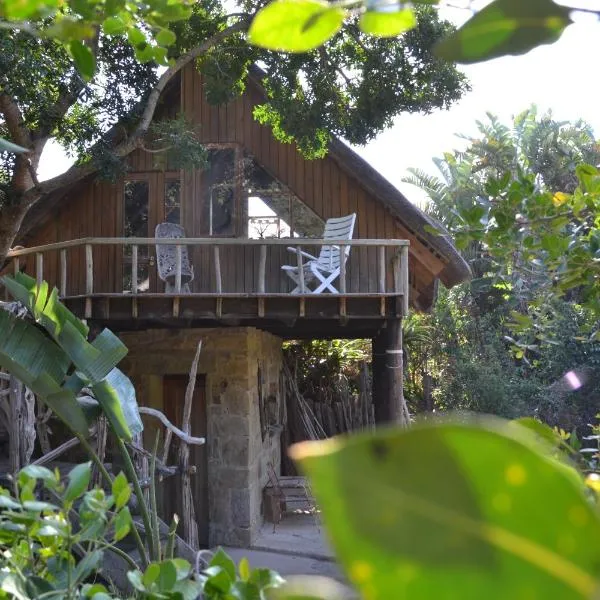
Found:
[7,65,469,548]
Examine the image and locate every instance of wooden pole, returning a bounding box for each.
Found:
[175,245,182,293]
[400,245,409,316]
[371,319,408,426]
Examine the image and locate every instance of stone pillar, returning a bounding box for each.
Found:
[372,318,408,425]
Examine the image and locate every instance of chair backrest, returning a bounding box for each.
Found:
[155,223,194,284]
[316,214,356,271]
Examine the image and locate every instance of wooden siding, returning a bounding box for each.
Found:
[18,66,445,308]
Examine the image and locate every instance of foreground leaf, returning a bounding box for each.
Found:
[435,0,572,64]
[359,8,416,38]
[291,419,600,600]
[249,0,345,52]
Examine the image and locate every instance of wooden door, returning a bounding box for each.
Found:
[161,375,208,547]
[123,173,182,293]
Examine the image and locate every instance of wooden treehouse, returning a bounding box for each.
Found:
[5,65,469,549]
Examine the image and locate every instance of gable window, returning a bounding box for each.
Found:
[243,157,323,239]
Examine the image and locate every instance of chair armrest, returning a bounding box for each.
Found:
[286,247,318,261]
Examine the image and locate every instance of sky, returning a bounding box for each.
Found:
[38,2,600,207]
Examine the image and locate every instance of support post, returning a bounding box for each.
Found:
[371,319,409,426]
[36,253,43,287]
[258,244,267,293]
[214,247,222,294]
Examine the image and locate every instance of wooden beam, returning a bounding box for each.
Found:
[175,245,182,293]
[296,247,305,293]
[400,245,409,316]
[378,246,386,293]
[339,245,346,294]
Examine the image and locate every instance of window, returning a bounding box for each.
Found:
[243,157,323,239]
[201,148,236,236]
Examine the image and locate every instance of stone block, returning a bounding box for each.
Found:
[230,488,250,527]
[211,414,249,438]
[221,435,250,467]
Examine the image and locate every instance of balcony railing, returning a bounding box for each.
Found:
[4,237,409,323]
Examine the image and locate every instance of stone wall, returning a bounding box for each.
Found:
[119,327,283,547]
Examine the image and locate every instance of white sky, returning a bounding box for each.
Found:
[39,2,600,208]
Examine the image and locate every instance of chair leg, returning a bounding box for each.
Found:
[312,273,339,294]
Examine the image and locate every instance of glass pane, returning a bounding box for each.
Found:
[243,156,322,238]
[165,179,181,225]
[202,149,236,236]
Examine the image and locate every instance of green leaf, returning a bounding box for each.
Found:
[155,27,176,46]
[19,465,56,483]
[0,138,28,153]
[435,0,572,64]
[359,8,416,38]
[265,575,348,599]
[64,462,91,503]
[102,16,127,35]
[73,550,103,584]
[143,563,161,587]
[127,26,146,46]
[113,507,132,542]
[112,471,131,510]
[158,560,177,591]
[291,419,600,600]
[210,547,237,581]
[248,0,345,53]
[239,557,251,582]
[69,40,96,81]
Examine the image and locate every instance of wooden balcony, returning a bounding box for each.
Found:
[4,238,409,338]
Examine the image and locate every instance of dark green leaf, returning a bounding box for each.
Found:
[210,547,236,581]
[435,0,572,64]
[69,40,96,80]
[73,549,103,584]
[248,0,345,53]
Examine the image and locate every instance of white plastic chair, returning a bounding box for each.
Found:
[281,214,356,294]
[155,223,194,293]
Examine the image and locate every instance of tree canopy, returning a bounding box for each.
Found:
[0,2,467,262]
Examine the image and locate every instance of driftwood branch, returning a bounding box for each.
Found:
[31,436,81,466]
[138,406,205,445]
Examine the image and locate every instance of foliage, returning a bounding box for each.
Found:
[291,416,600,600]
[0,0,193,75]
[0,272,142,441]
[248,0,595,64]
[0,462,132,599]
[405,108,600,346]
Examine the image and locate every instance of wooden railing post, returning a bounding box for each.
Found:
[175,245,182,293]
[85,244,93,318]
[85,244,93,295]
[13,257,20,277]
[339,245,346,294]
[214,247,222,294]
[378,245,386,293]
[131,244,138,294]
[60,249,67,297]
[296,246,305,293]
[36,253,43,287]
[400,245,409,315]
[258,244,267,293]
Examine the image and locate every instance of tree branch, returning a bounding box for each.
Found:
[28,18,251,201]
[0,93,31,149]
